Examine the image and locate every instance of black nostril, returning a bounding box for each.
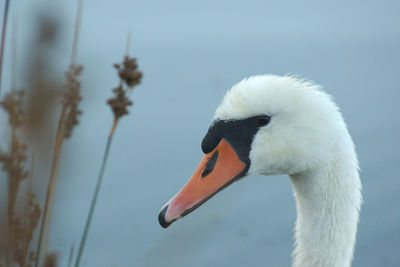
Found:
[158,205,172,228]
[201,150,219,178]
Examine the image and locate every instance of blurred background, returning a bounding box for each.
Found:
[0,0,399,266]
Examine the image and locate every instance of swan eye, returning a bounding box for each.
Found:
[255,115,270,127]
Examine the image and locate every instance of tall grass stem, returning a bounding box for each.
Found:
[34,0,84,264]
[68,244,75,267]
[22,153,35,264]
[71,0,83,65]
[11,15,17,90]
[74,118,118,267]
[0,0,10,96]
[34,106,67,267]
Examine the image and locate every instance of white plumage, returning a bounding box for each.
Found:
[215,75,362,267]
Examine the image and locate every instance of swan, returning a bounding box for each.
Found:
[158,75,362,267]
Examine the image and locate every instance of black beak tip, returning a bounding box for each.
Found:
[158,205,173,228]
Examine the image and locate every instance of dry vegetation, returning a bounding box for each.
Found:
[0,1,142,266]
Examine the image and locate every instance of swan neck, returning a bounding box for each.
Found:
[289,160,361,267]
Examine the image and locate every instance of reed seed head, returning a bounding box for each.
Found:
[25,192,41,246]
[107,56,142,120]
[115,56,142,88]
[0,134,29,180]
[62,64,83,139]
[0,90,25,129]
[107,85,132,119]
[0,90,29,208]
[0,90,29,184]
[0,89,37,267]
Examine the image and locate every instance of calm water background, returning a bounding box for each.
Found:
[1,0,399,266]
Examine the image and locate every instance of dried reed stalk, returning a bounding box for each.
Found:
[22,18,61,267]
[0,90,42,267]
[21,155,35,265]
[0,14,45,267]
[34,63,83,267]
[74,51,142,267]
[0,89,28,267]
[67,245,74,267]
[0,0,10,96]
[11,184,41,267]
[34,1,84,265]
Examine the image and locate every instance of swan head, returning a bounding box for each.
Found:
[159,74,350,228]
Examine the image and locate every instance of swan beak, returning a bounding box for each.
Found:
[158,138,246,228]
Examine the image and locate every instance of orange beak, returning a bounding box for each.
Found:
[159,138,246,228]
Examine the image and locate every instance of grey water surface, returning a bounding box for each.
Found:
[1,0,399,266]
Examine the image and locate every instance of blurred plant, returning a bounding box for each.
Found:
[0,9,56,267]
[0,2,84,267]
[24,15,60,140]
[74,52,142,267]
[34,62,83,267]
[0,90,28,218]
[11,192,41,267]
[0,89,28,266]
[0,90,42,267]
[43,253,57,267]
[1,2,142,266]
[34,0,84,264]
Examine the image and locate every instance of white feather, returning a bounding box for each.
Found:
[214,75,362,267]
